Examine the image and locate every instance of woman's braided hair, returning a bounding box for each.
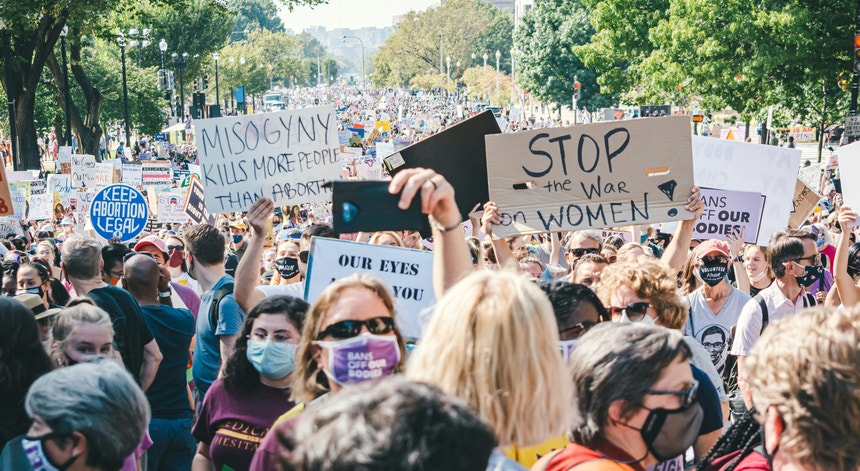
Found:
[695,409,761,471]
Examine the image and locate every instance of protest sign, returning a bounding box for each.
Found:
[0,163,14,216]
[304,237,435,339]
[142,161,172,186]
[28,179,46,195]
[89,185,148,242]
[0,219,23,237]
[58,146,72,163]
[693,188,763,243]
[76,191,95,223]
[47,174,72,207]
[789,179,822,228]
[29,194,53,220]
[71,154,97,188]
[93,163,115,191]
[7,171,35,182]
[375,141,394,159]
[692,136,801,244]
[836,141,860,212]
[599,229,633,244]
[485,116,695,238]
[9,183,29,219]
[798,162,824,191]
[183,175,215,225]
[194,106,340,213]
[157,192,190,224]
[122,162,143,185]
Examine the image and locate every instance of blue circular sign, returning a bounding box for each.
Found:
[89,184,149,242]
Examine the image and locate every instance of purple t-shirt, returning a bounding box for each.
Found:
[192,379,296,471]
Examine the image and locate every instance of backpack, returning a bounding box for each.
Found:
[208,282,235,328]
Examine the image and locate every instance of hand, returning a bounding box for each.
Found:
[685,186,704,219]
[838,206,857,230]
[388,168,460,228]
[157,264,171,292]
[246,197,274,237]
[468,203,483,225]
[815,290,827,303]
[481,201,501,237]
[726,226,746,258]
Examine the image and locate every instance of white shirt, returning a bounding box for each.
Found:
[730,282,815,356]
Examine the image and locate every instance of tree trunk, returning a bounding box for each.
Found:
[13,91,40,170]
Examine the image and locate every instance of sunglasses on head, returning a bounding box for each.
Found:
[316,316,395,340]
[607,302,650,322]
[571,247,600,258]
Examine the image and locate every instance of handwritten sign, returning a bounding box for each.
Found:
[0,219,23,237]
[0,163,14,216]
[692,137,801,244]
[71,154,97,188]
[122,163,143,186]
[28,180,46,195]
[141,161,172,186]
[89,185,148,242]
[47,174,72,207]
[789,179,822,229]
[485,116,695,238]
[9,183,29,219]
[694,188,763,243]
[75,191,95,224]
[29,194,53,220]
[157,192,190,224]
[599,229,633,244]
[182,174,215,225]
[194,106,341,212]
[304,237,435,339]
[93,163,115,191]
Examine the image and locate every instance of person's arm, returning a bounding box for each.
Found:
[217,334,239,379]
[191,442,212,471]
[233,198,270,314]
[834,206,860,307]
[728,227,750,293]
[662,187,704,272]
[548,231,561,267]
[140,339,163,392]
[388,167,472,297]
[481,201,515,267]
[468,203,482,239]
[736,355,752,409]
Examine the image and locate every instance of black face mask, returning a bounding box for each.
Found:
[274,257,300,279]
[638,403,704,462]
[795,264,824,287]
[698,262,728,287]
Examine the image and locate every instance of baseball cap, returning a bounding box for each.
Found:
[695,239,730,259]
[134,235,168,255]
[279,228,302,240]
[228,220,247,230]
[60,217,73,226]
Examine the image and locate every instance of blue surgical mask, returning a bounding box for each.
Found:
[246,339,297,379]
[231,234,243,244]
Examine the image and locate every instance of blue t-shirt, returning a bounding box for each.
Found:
[140,304,195,419]
[192,275,244,397]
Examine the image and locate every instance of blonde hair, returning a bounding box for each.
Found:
[616,242,653,263]
[368,231,404,247]
[407,270,572,447]
[748,306,860,470]
[52,299,114,362]
[597,260,688,330]
[292,274,406,403]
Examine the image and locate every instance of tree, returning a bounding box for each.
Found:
[229,0,284,33]
[514,0,617,112]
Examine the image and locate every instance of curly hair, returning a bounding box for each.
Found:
[747,306,860,470]
[222,295,309,394]
[597,260,689,330]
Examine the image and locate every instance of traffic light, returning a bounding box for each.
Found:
[854,34,860,74]
[193,77,200,90]
[573,80,581,100]
[203,75,209,90]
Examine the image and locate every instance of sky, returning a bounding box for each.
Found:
[278,0,441,32]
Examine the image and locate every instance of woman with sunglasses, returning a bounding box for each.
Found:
[597,260,727,466]
[192,295,309,471]
[535,323,702,471]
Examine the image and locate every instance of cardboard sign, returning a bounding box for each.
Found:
[789,179,822,228]
[29,194,53,220]
[837,141,860,211]
[47,174,72,207]
[194,106,341,213]
[694,188,763,243]
[183,174,215,225]
[120,163,142,186]
[0,163,15,216]
[485,116,695,238]
[304,237,435,339]
[157,192,190,224]
[692,136,801,244]
[89,185,149,242]
[142,161,172,186]
[71,154,97,188]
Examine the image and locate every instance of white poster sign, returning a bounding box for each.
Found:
[157,192,190,224]
[71,154,97,188]
[122,163,143,186]
[29,194,53,220]
[47,174,73,207]
[194,107,341,213]
[304,237,435,340]
[835,141,860,213]
[693,188,763,243]
[9,183,28,219]
[93,163,115,191]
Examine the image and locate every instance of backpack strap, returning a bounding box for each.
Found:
[805,291,817,308]
[209,282,235,328]
[754,293,768,335]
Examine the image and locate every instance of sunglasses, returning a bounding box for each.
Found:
[793,254,821,266]
[299,250,309,264]
[700,255,729,265]
[316,316,396,340]
[558,321,597,340]
[607,302,650,322]
[570,247,600,258]
[647,379,699,409]
[167,245,184,251]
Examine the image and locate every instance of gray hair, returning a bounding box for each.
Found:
[566,230,603,250]
[567,323,690,445]
[25,360,150,470]
[61,235,102,280]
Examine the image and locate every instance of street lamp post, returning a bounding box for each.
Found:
[59,26,72,146]
[213,52,220,117]
[495,50,500,104]
[116,33,132,151]
[341,35,365,91]
[127,28,151,68]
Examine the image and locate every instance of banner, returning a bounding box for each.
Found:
[89,185,149,242]
[157,192,190,224]
[194,106,341,213]
[183,174,215,225]
[693,188,763,243]
[485,116,696,238]
[304,237,435,339]
[789,179,822,228]
[692,137,801,244]
[141,161,172,186]
[71,154,97,188]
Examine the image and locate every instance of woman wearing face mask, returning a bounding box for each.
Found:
[16,259,65,310]
[741,244,773,297]
[248,274,406,471]
[52,299,121,367]
[534,323,702,471]
[268,240,302,287]
[597,261,728,466]
[192,295,309,471]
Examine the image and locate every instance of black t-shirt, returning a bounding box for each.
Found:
[140,304,195,419]
[87,285,154,384]
[692,363,723,434]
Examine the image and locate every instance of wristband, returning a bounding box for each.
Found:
[158,289,172,298]
[428,215,463,233]
[733,254,744,263]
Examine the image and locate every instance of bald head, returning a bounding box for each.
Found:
[123,254,160,299]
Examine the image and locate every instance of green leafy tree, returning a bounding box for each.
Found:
[229,0,284,33]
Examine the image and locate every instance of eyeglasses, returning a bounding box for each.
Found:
[558,321,597,340]
[647,379,699,409]
[607,302,650,322]
[299,250,309,263]
[700,255,729,265]
[316,316,396,340]
[793,254,821,266]
[570,247,600,258]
